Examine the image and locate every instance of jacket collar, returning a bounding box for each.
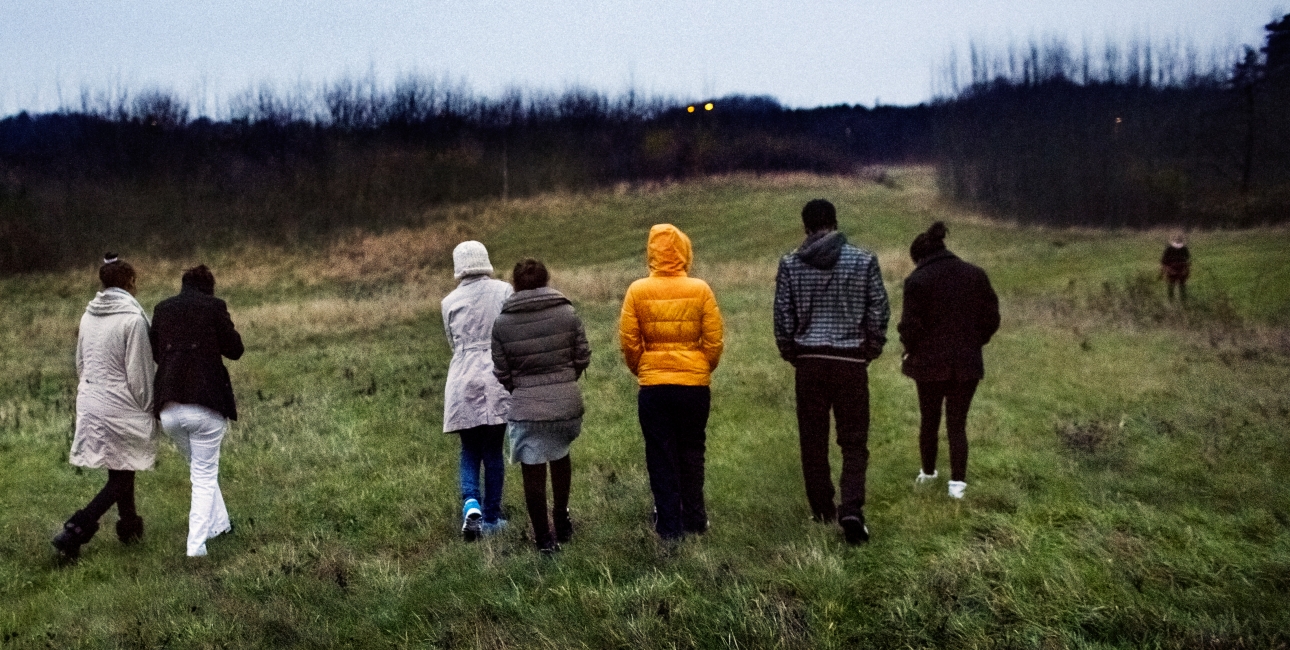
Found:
[915,248,957,269]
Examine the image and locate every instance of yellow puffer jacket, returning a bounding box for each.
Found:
[619,224,724,386]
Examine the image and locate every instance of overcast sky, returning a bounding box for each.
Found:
[1,1,1283,117]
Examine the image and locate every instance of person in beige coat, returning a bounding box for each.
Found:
[52,254,158,561]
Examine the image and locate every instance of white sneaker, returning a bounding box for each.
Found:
[916,470,938,485]
[948,481,967,499]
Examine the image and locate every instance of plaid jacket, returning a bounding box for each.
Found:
[774,234,889,362]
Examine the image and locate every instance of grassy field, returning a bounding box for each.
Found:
[1,168,1288,648]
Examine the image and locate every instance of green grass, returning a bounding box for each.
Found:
[2,169,1289,648]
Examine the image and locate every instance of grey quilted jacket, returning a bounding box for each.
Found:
[491,287,591,421]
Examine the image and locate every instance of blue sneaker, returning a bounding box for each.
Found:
[481,519,508,537]
[462,499,483,542]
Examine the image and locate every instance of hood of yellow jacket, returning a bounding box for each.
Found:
[646,223,692,277]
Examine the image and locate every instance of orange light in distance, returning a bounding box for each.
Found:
[687,105,695,113]
[704,102,714,111]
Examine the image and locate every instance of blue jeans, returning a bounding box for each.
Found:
[458,424,506,523]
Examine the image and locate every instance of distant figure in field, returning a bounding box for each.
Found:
[441,241,513,541]
[620,224,724,540]
[151,264,245,557]
[492,258,590,553]
[774,199,889,545]
[53,254,156,561]
[1160,233,1191,303]
[898,222,999,500]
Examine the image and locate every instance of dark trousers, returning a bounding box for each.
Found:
[915,379,979,482]
[73,469,137,528]
[794,359,869,521]
[521,455,571,543]
[639,385,710,539]
[457,424,506,523]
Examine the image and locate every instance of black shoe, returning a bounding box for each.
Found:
[116,515,145,544]
[840,514,869,545]
[554,510,574,544]
[52,513,99,560]
[536,534,561,555]
[811,510,837,524]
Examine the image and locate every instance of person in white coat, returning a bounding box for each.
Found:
[52,254,157,561]
[441,241,513,540]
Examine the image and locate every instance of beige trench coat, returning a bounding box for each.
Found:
[69,288,159,470]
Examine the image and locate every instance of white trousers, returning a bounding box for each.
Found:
[161,403,232,557]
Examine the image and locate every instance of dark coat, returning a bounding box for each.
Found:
[151,284,244,420]
[491,287,590,422]
[898,249,999,382]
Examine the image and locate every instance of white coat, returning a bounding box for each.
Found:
[69,288,159,470]
[441,275,512,432]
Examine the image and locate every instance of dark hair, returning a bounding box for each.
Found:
[181,264,216,294]
[910,222,948,262]
[512,258,549,291]
[98,252,136,290]
[801,199,838,232]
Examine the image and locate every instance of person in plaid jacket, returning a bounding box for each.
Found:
[773,199,889,545]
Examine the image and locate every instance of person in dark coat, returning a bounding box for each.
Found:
[897,222,999,500]
[151,265,244,557]
[1160,233,1190,303]
[491,259,591,553]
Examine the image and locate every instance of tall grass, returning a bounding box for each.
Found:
[1,170,1288,647]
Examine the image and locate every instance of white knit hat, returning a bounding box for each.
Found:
[453,241,493,279]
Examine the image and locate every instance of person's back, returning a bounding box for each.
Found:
[773,199,888,545]
[898,249,998,382]
[619,223,723,539]
[773,229,887,363]
[152,280,244,421]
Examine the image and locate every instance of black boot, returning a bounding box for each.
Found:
[116,515,144,544]
[554,509,574,544]
[51,511,99,560]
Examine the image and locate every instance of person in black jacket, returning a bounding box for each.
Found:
[151,265,244,557]
[1160,234,1190,303]
[897,223,999,500]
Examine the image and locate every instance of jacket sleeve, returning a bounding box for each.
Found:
[977,271,1001,346]
[861,256,890,359]
[571,312,591,377]
[124,316,157,413]
[897,276,925,353]
[75,327,85,379]
[491,323,514,392]
[618,285,643,376]
[772,257,798,361]
[700,284,724,372]
[215,299,244,361]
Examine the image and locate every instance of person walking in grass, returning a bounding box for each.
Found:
[898,222,999,500]
[151,264,245,557]
[441,241,513,541]
[1160,233,1191,303]
[491,258,590,553]
[52,254,156,561]
[619,224,724,540]
[774,199,888,545]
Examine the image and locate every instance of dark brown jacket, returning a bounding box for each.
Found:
[150,284,244,420]
[491,287,591,421]
[898,250,999,382]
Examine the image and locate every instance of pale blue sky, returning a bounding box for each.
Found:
[1,1,1283,117]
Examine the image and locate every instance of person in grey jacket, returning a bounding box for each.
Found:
[53,254,156,561]
[491,258,591,553]
[773,199,889,545]
[441,241,513,541]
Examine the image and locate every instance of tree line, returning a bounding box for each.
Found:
[2,15,1285,274]
[0,85,932,274]
[935,15,1290,228]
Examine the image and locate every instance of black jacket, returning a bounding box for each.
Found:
[897,249,999,382]
[151,284,244,420]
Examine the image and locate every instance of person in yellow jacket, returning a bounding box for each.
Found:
[619,223,724,539]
